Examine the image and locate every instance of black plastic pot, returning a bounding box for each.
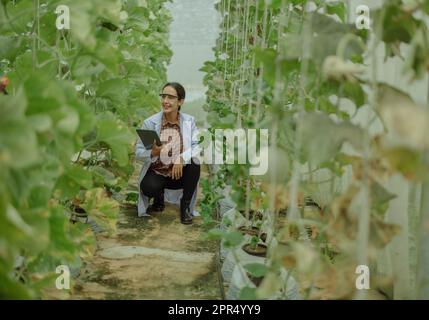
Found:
[242,243,267,257]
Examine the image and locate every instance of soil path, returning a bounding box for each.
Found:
[71,165,220,300]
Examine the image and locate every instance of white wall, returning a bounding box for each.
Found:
[165,0,221,95]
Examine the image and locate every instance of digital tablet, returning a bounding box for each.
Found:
[136,129,162,150]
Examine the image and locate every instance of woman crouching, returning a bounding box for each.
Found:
[135,82,201,225]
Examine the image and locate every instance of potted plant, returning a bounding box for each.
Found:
[69,198,88,224]
[238,214,267,242]
[242,235,268,257]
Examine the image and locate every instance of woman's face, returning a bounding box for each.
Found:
[161,86,183,115]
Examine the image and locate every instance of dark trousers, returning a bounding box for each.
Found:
[140,160,200,202]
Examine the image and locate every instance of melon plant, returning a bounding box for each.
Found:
[202,0,429,299]
[0,0,172,298]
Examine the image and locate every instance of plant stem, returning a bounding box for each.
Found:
[416,78,429,299]
[417,177,429,299]
[32,0,38,70]
[355,0,385,300]
[288,3,311,223]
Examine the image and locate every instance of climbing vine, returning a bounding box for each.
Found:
[203,0,429,299]
[0,0,172,298]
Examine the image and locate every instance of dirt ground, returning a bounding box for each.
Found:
[61,163,220,300]
[70,203,220,300]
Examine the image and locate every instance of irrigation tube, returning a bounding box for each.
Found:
[208,163,227,300]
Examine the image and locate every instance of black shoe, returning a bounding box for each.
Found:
[180,199,193,225]
[148,193,165,214]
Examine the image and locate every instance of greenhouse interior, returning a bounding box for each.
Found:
[1,0,429,302]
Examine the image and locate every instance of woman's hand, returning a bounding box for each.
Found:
[171,156,184,180]
[151,140,163,157]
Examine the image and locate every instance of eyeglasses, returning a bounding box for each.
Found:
[159,93,179,101]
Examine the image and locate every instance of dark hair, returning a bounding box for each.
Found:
[163,82,185,110]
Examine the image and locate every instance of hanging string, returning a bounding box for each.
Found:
[230,1,240,117]
[220,0,227,56]
[236,0,251,128]
[287,2,313,225]
[223,0,232,98]
[238,0,251,119]
[254,0,269,123]
[269,0,290,232]
[247,0,258,119]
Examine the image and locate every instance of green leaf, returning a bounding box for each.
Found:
[125,192,138,202]
[89,166,117,186]
[342,82,365,108]
[424,1,429,14]
[81,188,119,233]
[38,11,57,46]
[126,7,150,32]
[72,56,105,80]
[378,4,417,44]
[244,263,268,278]
[377,84,429,151]
[55,165,93,199]
[381,147,427,180]
[96,112,134,167]
[68,1,97,49]
[0,88,27,124]
[97,78,129,104]
[23,74,61,116]
[28,186,52,209]
[62,83,95,134]
[27,114,53,132]
[0,122,39,169]
[204,229,244,248]
[321,81,366,108]
[278,13,355,64]
[15,50,57,78]
[204,228,226,241]
[20,208,50,254]
[0,274,32,299]
[298,112,364,166]
[224,231,244,248]
[0,35,23,62]
[5,204,33,236]
[48,206,76,254]
[91,36,120,72]
[253,48,299,86]
[4,0,33,34]
[371,182,397,217]
[97,0,122,25]
[56,110,80,134]
[239,286,258,300]
[66,165,93,189]
[326,1,346,22]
